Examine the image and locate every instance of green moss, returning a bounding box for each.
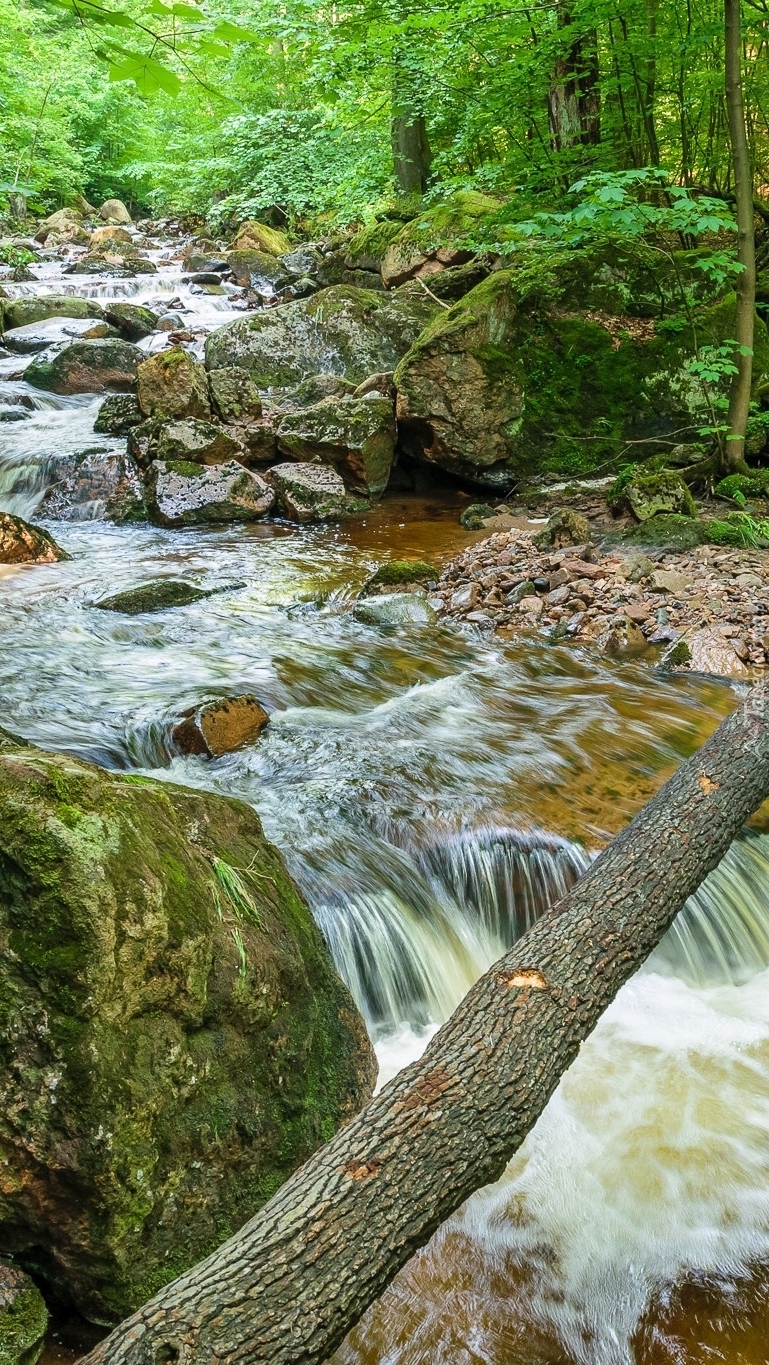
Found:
[93,580,212,615]
[0,1279,48,1365]
[715,470,769,501]
[345,220,403,269]
[367,559,436,587]
[663,640,692,667]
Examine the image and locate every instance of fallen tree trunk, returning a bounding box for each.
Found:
[82,681,769,1365]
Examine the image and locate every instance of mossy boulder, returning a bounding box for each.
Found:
[137,348,211,421]
[364,559,436,592]
[0,1263,47,1365]
[93,393,143,436]
[24,339,144,395]
[0,732,375,1322]
[1,296,103,332]
[380,191,499,288]
[265,462,369,522]
[225,249,288,292]
[715,469,769,502]
[94,580,216,614]
[205,284,438,388]
[146,459,275,527]
[609,468,697,521]
[228,220,291,256]
[276,394,396,497]
[208,367,263,423]
[344,220,403,273]
[103,303,159,342]
[394,271,769,487]
[155,418,244,466]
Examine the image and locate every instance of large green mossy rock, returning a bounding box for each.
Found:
[2,296,103,332]
[380,191,500,288]
[24,339,144,395]
[0,1262,47,1365]
[394,272,769,488]
[344,220,404,273]
[276,394,396,496]
[205,284,438,387]
[0,733,376,1323]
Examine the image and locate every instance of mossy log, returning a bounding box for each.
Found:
[81,681,769,1365]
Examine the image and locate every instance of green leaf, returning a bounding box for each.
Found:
[108,49,183,95]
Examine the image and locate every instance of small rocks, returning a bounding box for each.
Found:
[0,513,68,564]
[0,1261,48,1365]
[171,695,269,756]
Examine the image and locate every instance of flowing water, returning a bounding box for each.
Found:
[3,245,769,1365]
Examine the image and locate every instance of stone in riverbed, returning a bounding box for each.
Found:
[225,248,287,292]
[94,579,217,614]
[146,459,275,527]
[104,302,160,341]
[137,346,211,420]
[597,615,647,656]
[1,317,118,354]
[228,219,291,255]
[89,225,133,248]
[533,508,592,549]
[276,394,396,497]
[93,392,143,435]
[0,729,375,1322]
[354,592,437,626]
[40,450,145,524]
[208,366,263,422]
[363,559,436,593]
[609,469,697,522]
[155,418,244,466]
[0,513,68,564]
[265,462,368,523]
[64,252,157,277]
[0,1262,48,1365]
[24,338,144,394]
[171,695,269,757]
[1,295,103,330]
[98,197,132,223]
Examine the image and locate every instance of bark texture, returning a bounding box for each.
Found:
[723,0,755,471]
[548,3,600,150]
[81,681,769,1365]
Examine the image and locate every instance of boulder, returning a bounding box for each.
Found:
[208,367,263,423]
[394,271,769,487]
[459,503,497,530]
[344,220,403,273]
[24,338,144,394]
[609,467,697,521]
[1,317,118,355]
[99,197,132,223]
[155,418,244,466]
[265,462,369,523]
[104,302,159,342]
[380,192,498,288]
[677,625,751,678]
[64,253,156,277]
[533,508,592,548]
[89,225,132,248]
[228,220,291,255]
[237,421,279,465]
[35,207,82,240]
[94,580,218,614]
[362,559,437,593]
[0,513,68,564]
[205,284,438,388]
[0,1262,47,1365]
[276,394,396,496]
[146,459,275,527]
[171,695,269,757]
[279,374,357,410]
[0,730,375,1322]
[353,592,438,626]
[137,347,211,420]
[39,450,145,523]
[225,249,287,293]
[2,295,103,330]
[93,393,143,436]
[182,242,228,273]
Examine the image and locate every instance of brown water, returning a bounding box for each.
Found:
[3,256,769,1365]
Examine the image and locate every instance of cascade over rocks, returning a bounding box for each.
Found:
[204,284,438,387]
[276,393,396,497]
[0,513,68,564]
[40,450,145,524]
[146,459,275,526]
[137,347,211,420]
[0,730,375,1323]
[24,338,145,395]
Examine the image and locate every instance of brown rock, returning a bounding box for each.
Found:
[137,346,211,420]
[171,695,270,757]
[0,513,68,565]
[624,602,650,623]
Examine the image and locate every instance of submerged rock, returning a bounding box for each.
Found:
[171,695,269,757]
[265,462,368,523]
[0,1262,48,1365]
[24,338,144,394]
[137,347,211,420]
[0,730,375,1322]
[205,284,437,387]
[276,393,396,496]
[0,513,68,564]
[40,450,145,523]
[94,579,216,614]
[146,459,275,527]
[354,592,438,626]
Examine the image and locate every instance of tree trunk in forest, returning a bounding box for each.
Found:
[391,114,432,196]
[80,681,769,1365]
[548,3,600,152]
[722,0,756,473]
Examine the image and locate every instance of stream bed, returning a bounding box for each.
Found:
[3,244,769,1365]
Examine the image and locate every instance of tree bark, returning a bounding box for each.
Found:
[391,115,432,196]
[80,682,769,1365]
[723,0,756,473]
[548,2,600,152]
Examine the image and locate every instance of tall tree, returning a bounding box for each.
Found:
[548,1,600,153]
[723,0,756,472]
[391,53,432,195]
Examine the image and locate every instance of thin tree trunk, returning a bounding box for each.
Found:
[723,0,755,472]
[80,682,769,1365]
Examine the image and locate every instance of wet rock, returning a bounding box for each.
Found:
[99,197,132,223]
[24,338,144,394]
[533,509,592,549]
[93,392,143,436]
[363,559,436,593]
[265,462,368,523]
[205,284,437,387]
[40,450,145,524]
[157,313,185,332]
[127,417,161,468]
[64,252,157,277]
[208,367,263,423]
[137,346,211,420]
[280,245,323,277]
[353,371,395,399]
[678,625,751,678]
[0,513,69,564]
[225,249,287,293]
[89,225,133,248]
[104,302,160,341]
[155,418,244,466]
[94,579,217,614]
[459,503,496,530]
[597,615,647,656]
[0,1262,48,1365]
[278,374,357,411]
[2,295,103,330]
[276,394,395,497]
[0,730,375,1322]
[228,219,291,255]
[610,469,697,521]
[171,695,269,757]
[1,317,118,354]
[354,592,437,626]
[146,459,275,527]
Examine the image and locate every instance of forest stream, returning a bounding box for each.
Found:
[3,239,769,1365]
